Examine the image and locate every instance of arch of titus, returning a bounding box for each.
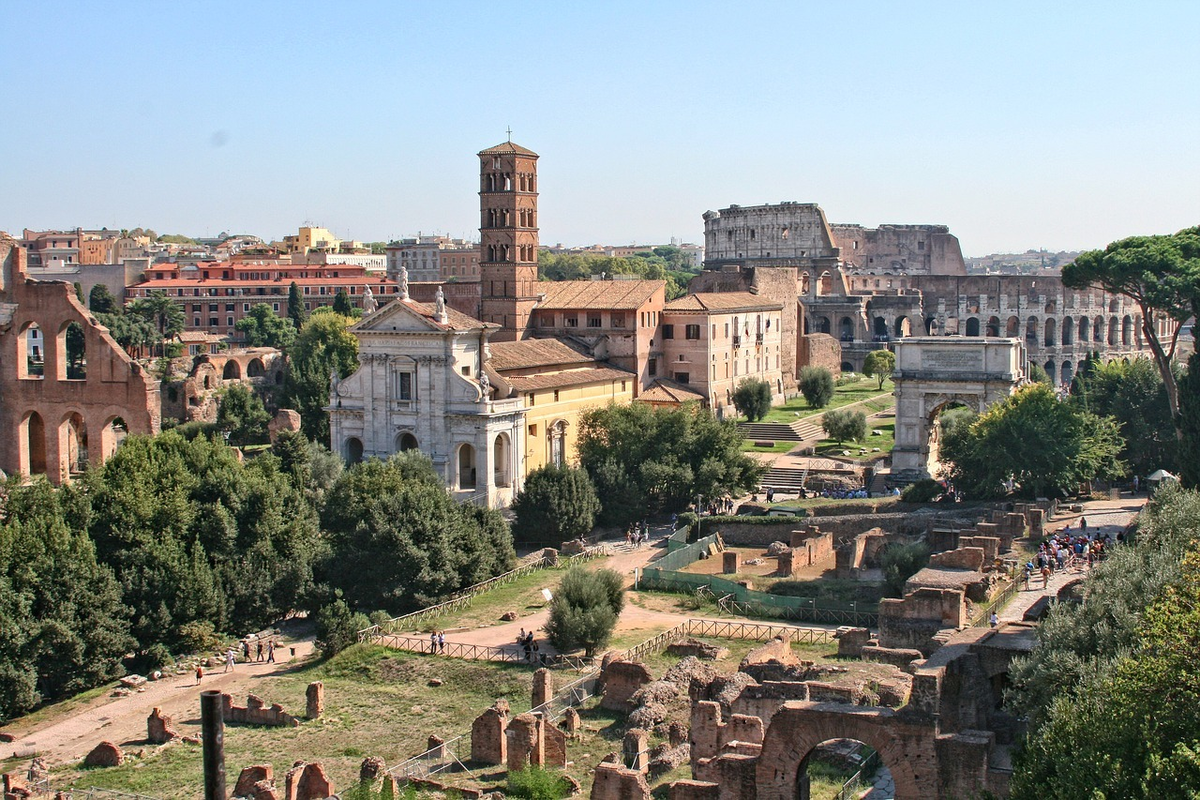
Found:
[891,337,1026,483]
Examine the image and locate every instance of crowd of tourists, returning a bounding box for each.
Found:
[1022,516,1112,589]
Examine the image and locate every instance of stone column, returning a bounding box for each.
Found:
[532,668,553,709]
[305,682,323,719]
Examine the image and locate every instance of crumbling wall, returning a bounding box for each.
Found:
[222,693,300,727]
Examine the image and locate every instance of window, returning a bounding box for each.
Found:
[566,316,578,328]
[662,324,674,339]
[273,303,280,311]
[527,392,535,406]
[193,317,200,326]
[396,371,413,401]
[621,380,627,392]
[209,317,219,327]
[528,424,538,437]
[225,304,234,312]
[242,304,250,312]
[685,324,701,340]
[553,390,560,401]
[918,241,925,251]
[227,316,234,326]
[588,315,601,328]
[209,304,218,312]
[674,371,689,384]
[648,358,657,376]
[612,313,625,328]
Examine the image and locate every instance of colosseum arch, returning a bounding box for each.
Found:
[1005,316,1019,338]
[755,704,926,800]
[1079,316,1090,342]
[986,316,1001,337]
[965,317,980,337]
[1062,316,1074,345]
[19,411,47,477]
[1122,315,1133,346]
[1044,318,1056,347]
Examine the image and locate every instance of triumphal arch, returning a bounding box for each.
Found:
[891,337,1026,482]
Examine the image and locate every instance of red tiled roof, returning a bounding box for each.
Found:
[637,379,707,404]
[505,366,634,392]
[488,338,595,372]
[535,280,665,311]
[478,141,539,157]
[664,292,782,313]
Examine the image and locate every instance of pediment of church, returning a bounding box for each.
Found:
[352,297,449,334]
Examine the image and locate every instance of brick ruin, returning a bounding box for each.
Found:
[222,692,302,727]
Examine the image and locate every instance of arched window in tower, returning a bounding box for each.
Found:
[504,174,512,191]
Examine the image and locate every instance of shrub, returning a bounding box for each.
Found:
[315,598,370,658]
[799,367,835,409]
[901,478,943,503]
[881,541,931,597]
[507,766,573,800]
[175,620,223,654]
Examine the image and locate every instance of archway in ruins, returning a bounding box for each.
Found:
[926,401,974,478]
[795,738,894,800]
[890,338,1025,482]
[755,704,926,800]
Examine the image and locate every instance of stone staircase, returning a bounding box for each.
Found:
[739,417,825,444]
[759,466,809,492]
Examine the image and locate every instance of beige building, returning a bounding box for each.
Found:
[386,236,480,283]
[282,226,342,254]
[659,292,785,416]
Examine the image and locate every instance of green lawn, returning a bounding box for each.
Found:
[741,440,800,454]
[743,378,893,425]
[813,420,895,462]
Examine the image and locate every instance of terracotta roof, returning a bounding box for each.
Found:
[664,292,783,313]
[637,379,707,403]
[478,140,539,157]
[488,338,595,372]
[389,298,489,331]
[505,366,634,392]
[131,277,395,290]
[536,280,665,311]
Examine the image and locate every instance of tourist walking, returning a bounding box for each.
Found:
[267,640,275,663]
[256,640,264,662]
[195,664,204,684]
[225,649,236,673]
[438,631,446,653]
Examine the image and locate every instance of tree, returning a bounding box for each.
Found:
[939,383,1124,498]
[284,309,360,444]
[821,409,868,444]
[731,378,772,422]
[511,465,601,545]
[880,541,930,597]
[318,453,517,613]
[89,283,119,314]
[798,366,835,409]
[216,385,271,446]
[314,596,370,659]
[287,282,307,328]
[126,290,184,355]
[577,402,766,526]
[0,480,133,721]
[1027,361,1051,384]
[1069,356,1177,478]
[862,349,895,390]
[1062,227,1200,441]
[235,303,297,349]
[1180,355,1200,489]
[333,288,354,316]
[544,567,625,656]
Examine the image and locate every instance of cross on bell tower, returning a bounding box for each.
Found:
[478,139,539,341]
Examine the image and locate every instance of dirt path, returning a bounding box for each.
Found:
[6,639,316,766]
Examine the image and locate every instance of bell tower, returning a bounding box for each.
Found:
[478,139,539,340]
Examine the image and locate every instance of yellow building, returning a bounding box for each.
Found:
[488,339,635,474]
[283,226,342,254]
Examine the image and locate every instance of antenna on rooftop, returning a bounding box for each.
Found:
[506,126,512,142]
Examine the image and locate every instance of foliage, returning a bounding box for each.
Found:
[900,478,942,503]
[577,402,766,527]
[799,366,835,409]
[96,310,159,356]
[1027,361,1051,384]
[1009,486,1200,798]
[216,385,271,447]
[332,288,354,316]
[318,453,516,613]
[862,349,895,390]
[283,309,359,445]
[544,567,624,656]
[732,378,773,422]
[1069,356,1178,477]
[315,597,370,658]
[537,248,698,299]
[64,322,86,377]
[157,233,197,245]
[88,283,119,314]
[511,464,600,545]
[1062,226,1200,436]
[939,383,1125,498]
[0,480,133,721]
[1181,354,1200,489]
[506,766,573,800]
[235,303,297,349]
[86,432,323,654]
[821,409,868,444]
[880,541,930,597]
[127,290,185,347]
[287,281,307,328]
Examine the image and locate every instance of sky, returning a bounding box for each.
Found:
[2,1,1197,256]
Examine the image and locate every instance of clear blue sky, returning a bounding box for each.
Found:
[2,1,1197,255]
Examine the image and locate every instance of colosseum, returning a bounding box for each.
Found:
[697,202,1159,382]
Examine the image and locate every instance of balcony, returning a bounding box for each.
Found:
[732,335,742,349]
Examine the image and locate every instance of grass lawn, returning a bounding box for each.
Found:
[743,378,894,425]
[401,566,568,633]
[813,420,895,462]
[741,440,799,454]
[769,495,901,513]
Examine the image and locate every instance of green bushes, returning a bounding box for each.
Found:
[506,767,573,800]
[900,479,942,503]
[880,541,931,597]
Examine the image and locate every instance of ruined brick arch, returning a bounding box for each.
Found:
[755,705,926,800]
[246,357,266,378]
[58,411,89,477]
[19,410,47,477]
[223,360,242,380]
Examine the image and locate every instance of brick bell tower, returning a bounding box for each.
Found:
[478,137,540,340]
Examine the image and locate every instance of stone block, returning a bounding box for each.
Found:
[234,765,273,798]
[668,780,720,800]
[543,720,568,769]
[358,756,387,784]
[305,682,324,719]
[147,707,179,744]
[532,668,553,709]
[506,713,543,772]
[83,742,123,767]
[600,660,654,712]
[623,728,649,772]
[929,546,985,571]
[835,627,872,658]
[561,707,581,735]
[721,551,738,574]
[470,701,509,765]
[285,762,333,800]
[590,762,650,800]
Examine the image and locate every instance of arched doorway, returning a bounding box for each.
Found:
[21,411,47,476]
[873,317,889,339]
[396,432,418,452]
[1093,316,1104,342]
[927,402,975,477]
[965,317,980,337]
[1025,316,1038,343]
[100,416,128,461]
[1107,317,1118,346]
[1005,316,1019,338]
[986,316,1001,337]
[457,444,477,490]
[61,412,89,475]
[1044,318,1056,347]
[247,358,266,378]
[344,437,364,464]
[794,739,894,800]
[894,316,911,338]
[1122,315,1133,346]
[1078,316,1089,342]
[839,317,854,342]
[817,271,833,295]
[1062,316,1073,345]
[60,322,87,380]
[816,316,831,335]
[841,361,854,373]
[223,360,242,380]
[1061,361,1073,385]
[493,433,511,488]
[19,322,45,379]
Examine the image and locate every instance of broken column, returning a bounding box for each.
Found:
[506,713,544,772]
[305,682,324,719]
[561,707,581,735]
[722,551,739,574]
[532,668,553,709]
[623,729,649,772]
[147,707,180,743]
[471,700,510,765]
